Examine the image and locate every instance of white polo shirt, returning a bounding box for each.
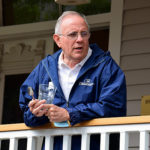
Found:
[58,48,92,101]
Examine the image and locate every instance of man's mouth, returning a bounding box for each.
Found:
[74,47,83,50]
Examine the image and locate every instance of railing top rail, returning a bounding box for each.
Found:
[0,115,150,132]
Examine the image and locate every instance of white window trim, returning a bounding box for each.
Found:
[109,0,124,65]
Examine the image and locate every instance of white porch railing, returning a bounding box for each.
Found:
[0,115,150,150]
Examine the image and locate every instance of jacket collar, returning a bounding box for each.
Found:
[43,43,108,98]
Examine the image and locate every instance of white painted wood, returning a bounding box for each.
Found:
[120,132,129,150]
[121,38,150,56]
[81,134,90,150]
[108,0,124,64]
[9,138,18,150]
[125,69,150,86]
[127,84,150,101]
[140,131,149,150]
[121,54,150,70]
[27,137,36,150]
[63,135,71,150]
[127,100,141,116]
[45,136,54,150]
[122,23,150,41]
[123,7,150,25]
[0,13,110,41]
[100,133,109,150]
[0,123,150,150]
[124,0,150,10]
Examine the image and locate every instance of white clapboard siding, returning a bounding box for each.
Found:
[123,7,150,25]
[127,100,141,116]
[121,54,150,71]
[122,23,150,41]
[125,69,150,85]
[127,84,150,101]
[121,0,150,118]
[121,38,150,56]
[124,0,150,10]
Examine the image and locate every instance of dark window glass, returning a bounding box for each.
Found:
[2,0,111,26]
[2,0,59,25]
[2,74,29,124]
[64,0,111,16]
[89,28,109,52]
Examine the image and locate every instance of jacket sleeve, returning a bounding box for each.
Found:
[66,59,127,126]
[19,64,49,127]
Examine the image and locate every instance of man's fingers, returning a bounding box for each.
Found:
[32,104,45,116]
[28,99,38,107]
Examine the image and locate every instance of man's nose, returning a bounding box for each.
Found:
[76,34,84,41]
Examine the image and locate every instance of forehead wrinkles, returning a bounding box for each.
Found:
[60,15,88,33]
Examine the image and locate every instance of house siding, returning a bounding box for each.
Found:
[120,1,150,149]
[120,0,150,117]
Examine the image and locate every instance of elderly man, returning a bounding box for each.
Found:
[19,11,126,150]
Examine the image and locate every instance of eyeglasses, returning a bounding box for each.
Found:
[59,31,90,40]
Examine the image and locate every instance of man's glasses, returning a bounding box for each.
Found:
[59,31,90,40]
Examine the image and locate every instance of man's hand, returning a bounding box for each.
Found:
[43,104,70,122]
[28,99,47,117]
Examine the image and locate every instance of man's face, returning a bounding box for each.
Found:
[54,15,90,63]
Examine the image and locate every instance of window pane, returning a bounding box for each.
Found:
[2,74,29,124]
[64,0,111,15]
[3,0,59,25]
[3,0,111,26]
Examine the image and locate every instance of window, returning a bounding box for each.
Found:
[2,0,111,26]
[2,74,29,124]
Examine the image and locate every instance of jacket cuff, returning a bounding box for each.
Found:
[66,107,81,126]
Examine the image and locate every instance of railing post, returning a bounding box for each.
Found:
[140,131,149,150]
[63,135,71,150]
[100,132,109,150]
[0,139,1,150]
[9,138,18,150]
[120,132,129,150]
[45,136,54,150]
[81,134,90,150]
[27,137,36,150]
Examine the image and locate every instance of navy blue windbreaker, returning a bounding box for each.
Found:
[19,44,126,150]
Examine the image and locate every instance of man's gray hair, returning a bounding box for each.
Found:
[54,11,90,34]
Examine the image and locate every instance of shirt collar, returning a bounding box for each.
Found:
[58,48,92,68]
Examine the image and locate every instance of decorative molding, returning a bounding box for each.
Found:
[34,40,46,55]
[1,40,46,57]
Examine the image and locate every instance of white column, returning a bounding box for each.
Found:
[108,0,124,65]
[100,132,109,150]
[45,136,54,150]
[81,134,90,150]
[9,138,18,150]
[63,135,71,150]
[27,137,36,150]
[140,131,149,150]
[120,132,129,150]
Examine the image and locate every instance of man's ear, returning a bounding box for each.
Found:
[53,34,61,48]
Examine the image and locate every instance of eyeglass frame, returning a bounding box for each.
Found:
[58,31,90,40]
